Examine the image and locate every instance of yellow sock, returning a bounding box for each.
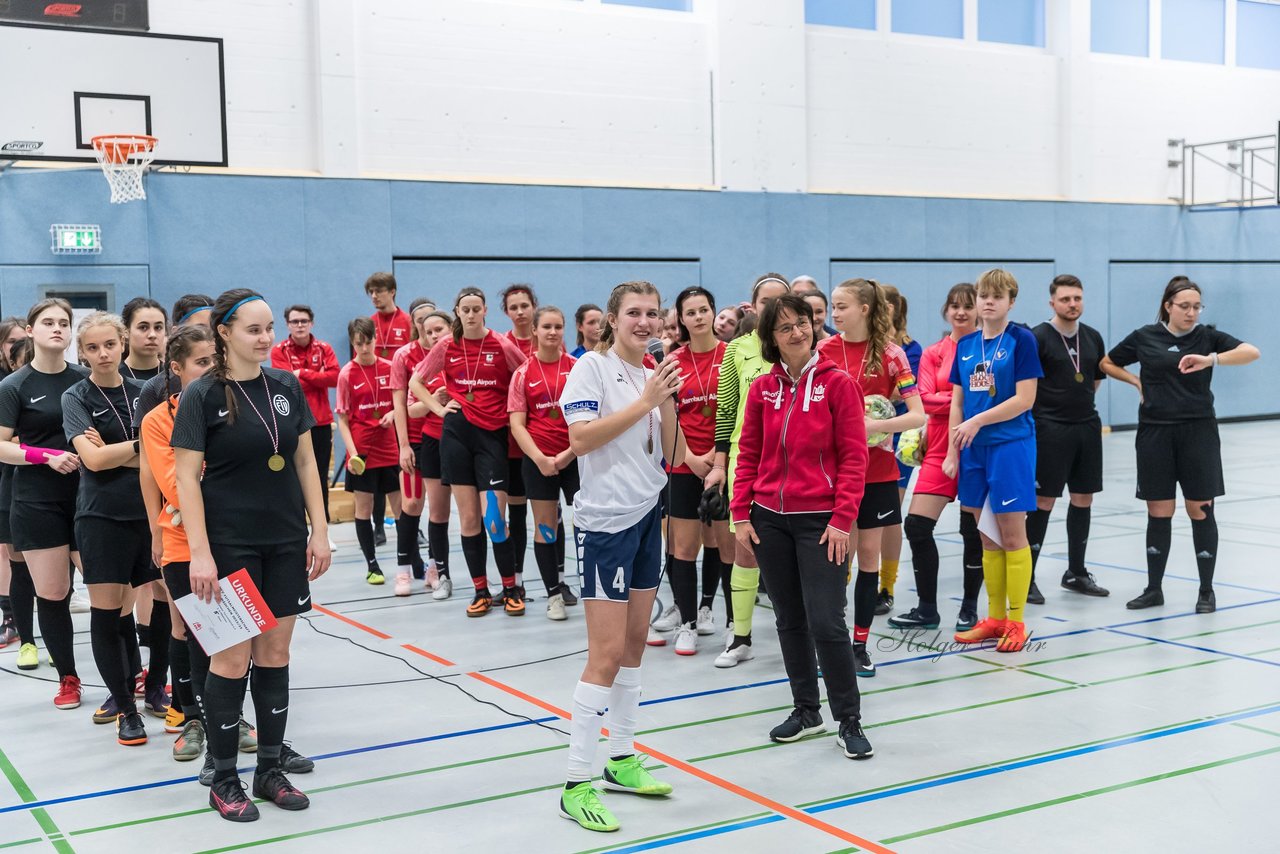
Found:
[729,564,759,638]
[1005,546,1033,623]
[879,559,899,596]
[982,549,1007,620]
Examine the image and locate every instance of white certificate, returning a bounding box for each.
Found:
[174,568,278,655]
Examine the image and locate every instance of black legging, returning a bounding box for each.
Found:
[311,425,332,521]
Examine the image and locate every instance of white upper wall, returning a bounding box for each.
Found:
[142,0,1280,202]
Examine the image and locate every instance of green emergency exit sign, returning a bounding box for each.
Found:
[50,224,101,254]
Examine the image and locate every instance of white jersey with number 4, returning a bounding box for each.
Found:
[559,350,666,534]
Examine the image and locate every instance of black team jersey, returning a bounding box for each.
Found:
[1107,323,1243,424]
[62,376,146,520]
[171,367,315,546]
[0,363,89,503]
[1032,321,1106,424]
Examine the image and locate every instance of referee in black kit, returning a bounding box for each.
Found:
[1024,275,1109,603]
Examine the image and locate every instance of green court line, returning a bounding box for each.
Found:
[1170,618,1280,641]
[1083,656,1227,686]
[878,744,1280,845]
[1008,667,1085,687]
[1234,723,1280,739]
[959,639,1156,670]
[571,812,774,854]
[0,839,41,851]
[0,746,74,853]
[189,782,567,854]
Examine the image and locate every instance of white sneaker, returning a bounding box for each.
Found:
[652,604,680,632]
[426,561,440,591]
[696,605,715,636]
[547,593,567,621]
[394,572,412,597]
[69,589,90,614]
[328,537,338,553]
[432,577,453,601]
[714,637,754,668]
[646,625,667,646]
[675,624,698,656]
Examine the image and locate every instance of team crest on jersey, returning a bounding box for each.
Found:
[810,383,826,403]
[996,349,1008,360]
[273,394,291,416]
[485,353,495,364]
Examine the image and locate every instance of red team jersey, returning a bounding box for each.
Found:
[508,351,575,457]
[817,336,919,483]
[667,341,725,475]
[337,357,399,469]
[419,372,447,441]
[390,340,428,444]
[372,308,412,360]
[416,330,527,432]
[269,335,339,426]
[505,330,536,360]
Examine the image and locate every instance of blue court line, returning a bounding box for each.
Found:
[1104,628,1280,669]
[5,595,1279,816]
[1043,616,1069,622]
[604,701,1280,852]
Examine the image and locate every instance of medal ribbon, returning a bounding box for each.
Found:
[232,373,281,459]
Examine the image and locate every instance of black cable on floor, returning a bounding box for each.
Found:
[297,614,569,736]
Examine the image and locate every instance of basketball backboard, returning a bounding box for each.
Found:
[0,22,226,166]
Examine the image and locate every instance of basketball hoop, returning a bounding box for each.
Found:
[91,134,157,203]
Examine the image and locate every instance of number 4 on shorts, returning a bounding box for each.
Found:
[613,567,625,592]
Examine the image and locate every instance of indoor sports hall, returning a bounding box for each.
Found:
[0,2,1278,852]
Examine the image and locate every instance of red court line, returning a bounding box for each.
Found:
[315,600,896,853]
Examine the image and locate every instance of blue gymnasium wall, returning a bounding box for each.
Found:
[1,168,1277,428]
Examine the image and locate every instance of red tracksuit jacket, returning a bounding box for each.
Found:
[730,353,869,533]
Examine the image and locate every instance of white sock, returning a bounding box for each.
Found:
[605,666,642,759]
[558,571,566,584]
[567,681,611,782]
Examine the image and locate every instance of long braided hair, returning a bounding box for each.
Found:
[210,288,265,425]
[833,278,894,377]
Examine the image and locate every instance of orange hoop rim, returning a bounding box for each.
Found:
[91,134,158,165]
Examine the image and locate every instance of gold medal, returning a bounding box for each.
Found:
[466,392,475,402]
[647,437,654,455]
[373,408,384,419]
[267,454,285,472]
[549,408,561,420]
[701,404,713,418]
[988,385,997,398]
[1074,372,1084,383]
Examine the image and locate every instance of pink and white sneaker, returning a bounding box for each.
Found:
[394,572,412,597]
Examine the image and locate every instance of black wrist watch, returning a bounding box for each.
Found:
[133,439,140,454]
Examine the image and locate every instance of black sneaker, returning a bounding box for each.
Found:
[1026,581,1045,605]
[561,586,579,606]
[373,527,387,547]
[209,776,260,822]
[887,607,940,630]
[280,742,315,773]
[116,711,147,746]
[837,718,874,759]
[853,642,876,678]
[956,606,978,632]
[1196,589,1216,614]
[1126,588,1164,610]
[199,752,216,786]
[252,766,311,811]
[874,589,894,615]
[1062,571,1110,597]
[768,707,826,743]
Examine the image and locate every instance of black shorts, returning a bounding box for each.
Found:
[522,456,581,503]
[77,517,159,587]
[188,540,313,620]
[345,464,400,495]
[1036,419,1104,497]
[11,498,78,552]
[0,509,11,545]
[1135,420,1225,502]
[507,456,526,499]
[855,480,902,530]
[417,435,445,482]
[667,472,718,521]
[440,412,507,490]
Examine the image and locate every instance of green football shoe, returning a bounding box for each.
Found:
[559,781,619,832]
[602,754,673,796]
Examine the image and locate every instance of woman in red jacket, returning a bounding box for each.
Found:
[888,283,985,632]
[730,293,873,760]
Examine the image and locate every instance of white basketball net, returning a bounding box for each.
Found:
[92,136,157,203]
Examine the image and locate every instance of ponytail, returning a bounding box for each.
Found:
[210,287,265,425]
[598,281,661,354]
[833,278,893,376]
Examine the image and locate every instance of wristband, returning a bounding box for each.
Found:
[21,445,57,464]
[1211,352,1219,367]
[711,464,726,471]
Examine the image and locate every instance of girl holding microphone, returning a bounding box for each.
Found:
[556,281,685,834]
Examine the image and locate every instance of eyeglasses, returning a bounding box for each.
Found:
[1170,302,1203,313]
[287,318,312,325]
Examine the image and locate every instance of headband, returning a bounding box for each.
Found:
[177,305,213,325]
[221,295,264,324]
[755,277,788,290]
